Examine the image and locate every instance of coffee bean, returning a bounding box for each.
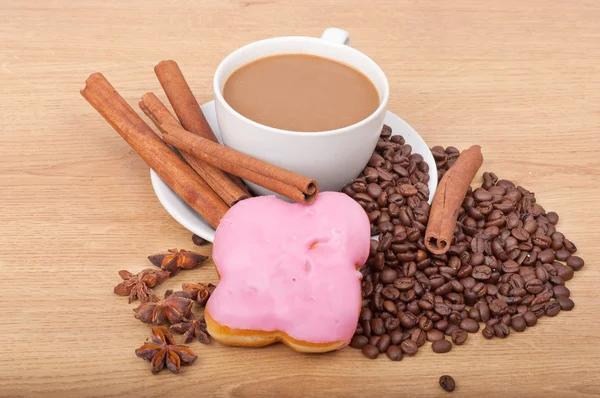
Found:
[379,221,394,234]
[411,329,427,347]
[359,307,373,322]
[362,344,380,359]
[554,263,574,281]
[494,200,516,213]
[384,317,400,332]
[493,323,510,338]
[381,286,400,300]
[373,291,384,311]
[400,339,418,356]
[458,277,474,290]
[432,320,448,334]
[472,265,492,280]
[369,336,381,346]
[531,290,552,306]
[531,303,546,318]
[418,316,433,332]
[546,211,559,225]
[364,167,379,183]
[452,329,469,345]
[533,235,552,249]
[506,213,519,229]
[371,318,385,335]
[394,277,415,291]
[388,330,402,345]
[567,256,584,271]
[563,238,577,253]
[516,305,528,314]
[435,282,454,296]
[432,339,452,353]
[511,315,527,332]
[538,249,555,264]
[459,318,480,333]
[551,239,564,251]
[525,279,544,294]
[475,302,490,322]
[511,228,530,242]
[535,265,550,282]
[369,240,379,256]
[361,319,372,337]
[400,312,419,329]
[473,188,492,202]
[368,153,385,168]
[553,285,570,298]
[439,375,456,392]
[192,234,208,246]
[373,253,385,271]
[350,335,369,349]
[470,237,485,253]
[399,184,418,197]
[434,303,452,317]
[468,307,481,322]
[380,269,398,284]
[501,260,520,274]
[426,329,444,342]
[499,313,511,326]
[545,301,561,317]
[444,324,459,337]
[448,311,462,325]
[523,218,538,234]
[366,183,383,199]
[489,298,508,315]
[355,323,364,335]
[431,146,447,161]
[378,235,393,253]
[558,297,575,311]
[554,249,571,262]
[377,334,392,353]
[383,300,397,315]
[386,345,403,361]
[482,326,495,339]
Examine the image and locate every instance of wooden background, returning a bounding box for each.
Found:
[1,0,599,396]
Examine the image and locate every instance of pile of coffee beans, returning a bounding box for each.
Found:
[343,128,584,360]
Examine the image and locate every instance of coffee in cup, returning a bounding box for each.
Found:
[222,54,380,132]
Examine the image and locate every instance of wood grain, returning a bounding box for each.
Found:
[1,0,599,396]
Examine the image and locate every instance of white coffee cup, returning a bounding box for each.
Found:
[213,28,389,195]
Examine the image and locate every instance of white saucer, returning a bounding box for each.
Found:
[150,101,437,242]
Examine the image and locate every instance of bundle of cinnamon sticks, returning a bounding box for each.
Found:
[81,61,318,229]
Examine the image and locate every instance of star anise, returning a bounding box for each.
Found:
[148,249,208,275]
[135,327,197,374]
[170,315,211,344]
[182,282,217,306]
[113,269,170,303]
[133,290,193,325]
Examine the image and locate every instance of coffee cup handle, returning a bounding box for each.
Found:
[320,28,350,46]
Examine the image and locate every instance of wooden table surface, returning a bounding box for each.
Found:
[2,0,599,396]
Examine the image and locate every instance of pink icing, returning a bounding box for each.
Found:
[207,191,370,344]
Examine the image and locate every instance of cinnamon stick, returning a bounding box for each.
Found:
[159,123,319,204]
[425,145,484,255]
[80,73,229,228]
[154,60,250,195]
[139,93,249,207]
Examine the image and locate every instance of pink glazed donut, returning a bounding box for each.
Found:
[205,191,370,353]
